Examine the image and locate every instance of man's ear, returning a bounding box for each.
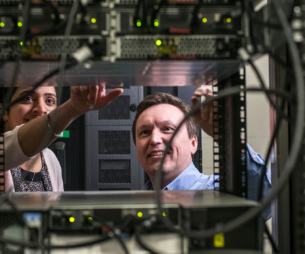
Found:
[190,135,198,155]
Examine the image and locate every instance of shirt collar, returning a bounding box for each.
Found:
[142,162,201,191]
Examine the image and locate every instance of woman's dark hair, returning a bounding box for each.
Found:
[0,87,18,114]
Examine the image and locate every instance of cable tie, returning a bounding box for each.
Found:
[72,46,93,63]
[238,47,251,61]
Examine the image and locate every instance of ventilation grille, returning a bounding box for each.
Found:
[0,40,18,60]
[121,38,157,58]
[98,131,130,154]
[177,38,216,56]
[99,159,131,183]
[42,39,80,56]
[99,96,130,120]
[117,0,138,4]
[0,212,23,254]
[0,0,20,5]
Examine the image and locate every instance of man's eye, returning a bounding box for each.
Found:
[140,130,149,136]
[164,127,174,131]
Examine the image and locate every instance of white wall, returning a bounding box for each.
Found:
[201,55,270,175]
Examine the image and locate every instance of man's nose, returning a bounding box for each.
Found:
[33,99,47,115]
[150,129,163,145]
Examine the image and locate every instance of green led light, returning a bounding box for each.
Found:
[88,217,93,221]
[0,22,4,27]
[137,212,143,218]
[91,18,96,24]
[69,217,75,223]
[156,40,162,46]
[17,22,22,27]
[202,18,208,23]
[154,19,159,27]
[59,130,69,138]
[226,17,232,23]
[163,212,166,217]
[20,41,23,46]
[136,20,141,27]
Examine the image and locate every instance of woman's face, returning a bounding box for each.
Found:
[4,86,57,132]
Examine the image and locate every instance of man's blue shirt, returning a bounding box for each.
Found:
[142,144,271,218]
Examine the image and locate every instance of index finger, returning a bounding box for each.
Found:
[194,86,213,98]
[88,85,98,109]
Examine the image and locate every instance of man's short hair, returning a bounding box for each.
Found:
[132,92,199,144]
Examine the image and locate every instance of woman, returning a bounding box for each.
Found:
[2,84,123,192]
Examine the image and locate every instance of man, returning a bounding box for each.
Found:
[132,87,271,203]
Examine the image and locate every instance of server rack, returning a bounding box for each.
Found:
[213,71,247,198]
[85,86,144,190]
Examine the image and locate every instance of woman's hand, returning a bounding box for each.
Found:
[191,86,214,137]
[69,84,123,114]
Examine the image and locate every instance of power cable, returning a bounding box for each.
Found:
[57,0,80,94]
[155,80,303,239]
[135,227,158,254]
[150,0,166,29]
[92,215,130,254]
[190,0,203,28]
[154,86,292,235]
[0,194,25,227]
[134,217,159,254]
[247,58,291,122]
[2,0,31,118]
[0,229,111,249]
[0,59,77,116]
[155,0,304,240]
[263,220,280,253]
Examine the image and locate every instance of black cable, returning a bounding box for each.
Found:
[190,0,203,27]
[0,231,111,249]
[53,0,79,144]
[154,79,303,239]
[47,235,111,250]
[193,0,305,239]
[0,59,77,116]
[0,194,25,227]
[263,220,279,253]
[150,0,166,28]
[247,5,282,30]
[134,225,158,254]
[263,48,293,75]
[92,215,130,254]
[3,0,31,116]
[190,250,264,254]
[27,0,79,39]
[42,0,61,25]
[0,214,133,250]
[57,0,79,90]
[247,59,291,122]
[257,70,291,202]
[134,0,143,26]
[113,230,130,254]
[154,86,292,234]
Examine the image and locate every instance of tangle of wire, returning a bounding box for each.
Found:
[154,0,304,241]
[2,0,31,117]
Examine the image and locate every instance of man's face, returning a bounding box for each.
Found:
[135,104,198,183]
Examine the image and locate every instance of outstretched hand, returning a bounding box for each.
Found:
[191,86,214,137]
[69,84,123,114]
